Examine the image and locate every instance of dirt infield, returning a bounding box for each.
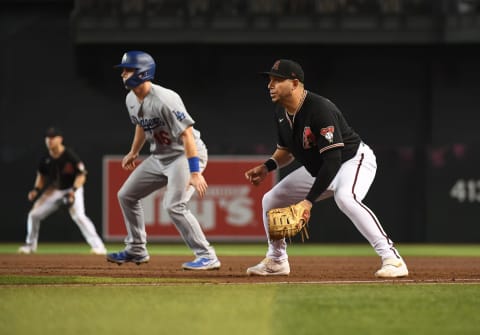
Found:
[1,255,480,284]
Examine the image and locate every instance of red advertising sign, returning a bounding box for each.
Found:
[103,156,277,241]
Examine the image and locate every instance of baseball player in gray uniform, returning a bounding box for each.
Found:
[107,51,220,270]
[18,127,107,255]
[245,59,408,278]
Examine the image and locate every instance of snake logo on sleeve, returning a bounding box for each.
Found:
[320,126,335,144]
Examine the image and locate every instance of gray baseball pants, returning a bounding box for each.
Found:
[117,151,217,259]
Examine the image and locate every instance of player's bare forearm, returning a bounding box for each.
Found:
[123,125,145,170]
[130,125,146,155]
[72,174,86,190]
[28,173,45,201]
[33,173,45,190]
[181,126,198,158]
[272,148,294,168]
[181,127,208,196]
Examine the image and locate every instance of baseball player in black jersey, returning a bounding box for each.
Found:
[245,59,408,278]
[18,127,106,255]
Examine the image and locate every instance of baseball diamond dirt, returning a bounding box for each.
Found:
[1,255,480,284]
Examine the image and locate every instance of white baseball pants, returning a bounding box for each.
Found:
[25,187,105,251]
[262,142,401,262]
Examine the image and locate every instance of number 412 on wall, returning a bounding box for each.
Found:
[450,179,480,203]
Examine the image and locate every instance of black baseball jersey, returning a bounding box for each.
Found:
[38,147,86,190]
[275,91,361,177]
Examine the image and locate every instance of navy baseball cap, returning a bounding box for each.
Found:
[261,59,304,83]
[45,126,63,137]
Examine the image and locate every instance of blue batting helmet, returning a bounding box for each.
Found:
[115,51,156,89]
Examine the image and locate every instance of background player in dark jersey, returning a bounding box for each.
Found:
[18,127,106,255]
[244,59,408,278]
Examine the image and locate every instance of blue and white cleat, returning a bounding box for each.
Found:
[106,250,150,266]
[182,257,221,271]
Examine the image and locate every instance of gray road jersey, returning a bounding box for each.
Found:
[125,84,205,160]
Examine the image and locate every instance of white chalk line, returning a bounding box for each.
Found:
[2,278,480,287]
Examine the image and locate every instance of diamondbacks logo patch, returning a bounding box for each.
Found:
[303,127,317,149]
[272,60,280,70]
[320,126,335,144]
[63,162,75,175]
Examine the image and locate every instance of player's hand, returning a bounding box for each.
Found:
[189,172,208,198]
[296,199,313,213]
[245,164,268,186]
[27,189,38,202]
[122,152,138,170]
[63,191,75,207]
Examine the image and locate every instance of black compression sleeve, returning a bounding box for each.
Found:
[305,149,342,203]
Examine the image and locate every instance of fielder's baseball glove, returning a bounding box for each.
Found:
[267,202,311,241]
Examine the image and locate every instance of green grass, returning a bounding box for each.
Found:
[1,242,480,256]
[1,243,479,335]
[0,284,479,335]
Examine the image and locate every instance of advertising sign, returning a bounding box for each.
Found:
[103,156,277,241]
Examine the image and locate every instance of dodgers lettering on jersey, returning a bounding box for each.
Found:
[130,116,166,131]
[125,84,205,160]
[275,91,361,176]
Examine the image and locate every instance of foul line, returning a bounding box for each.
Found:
[2,278,480,287]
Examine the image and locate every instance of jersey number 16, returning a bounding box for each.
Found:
[154,131,172,145]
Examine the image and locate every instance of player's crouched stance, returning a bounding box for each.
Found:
[19,127,107,256]
[106,51,220,271]
[245,59,408,278]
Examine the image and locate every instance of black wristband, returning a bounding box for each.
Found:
[33,187,41,193]
[263,158,278,172]
[72,186,78,192]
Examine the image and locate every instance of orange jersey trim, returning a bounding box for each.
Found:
[319,143,344,154]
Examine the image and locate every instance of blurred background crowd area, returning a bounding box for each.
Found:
[73,0,478,19]
[69,0,480,41]
[2,0,480,242]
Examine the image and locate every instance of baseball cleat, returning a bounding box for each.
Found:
[375,258,409,278]
[246,258,290,276]
[90,247,107,255]
[106,250,150,265]
[18,245,35,254]
[182,257,221,270]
